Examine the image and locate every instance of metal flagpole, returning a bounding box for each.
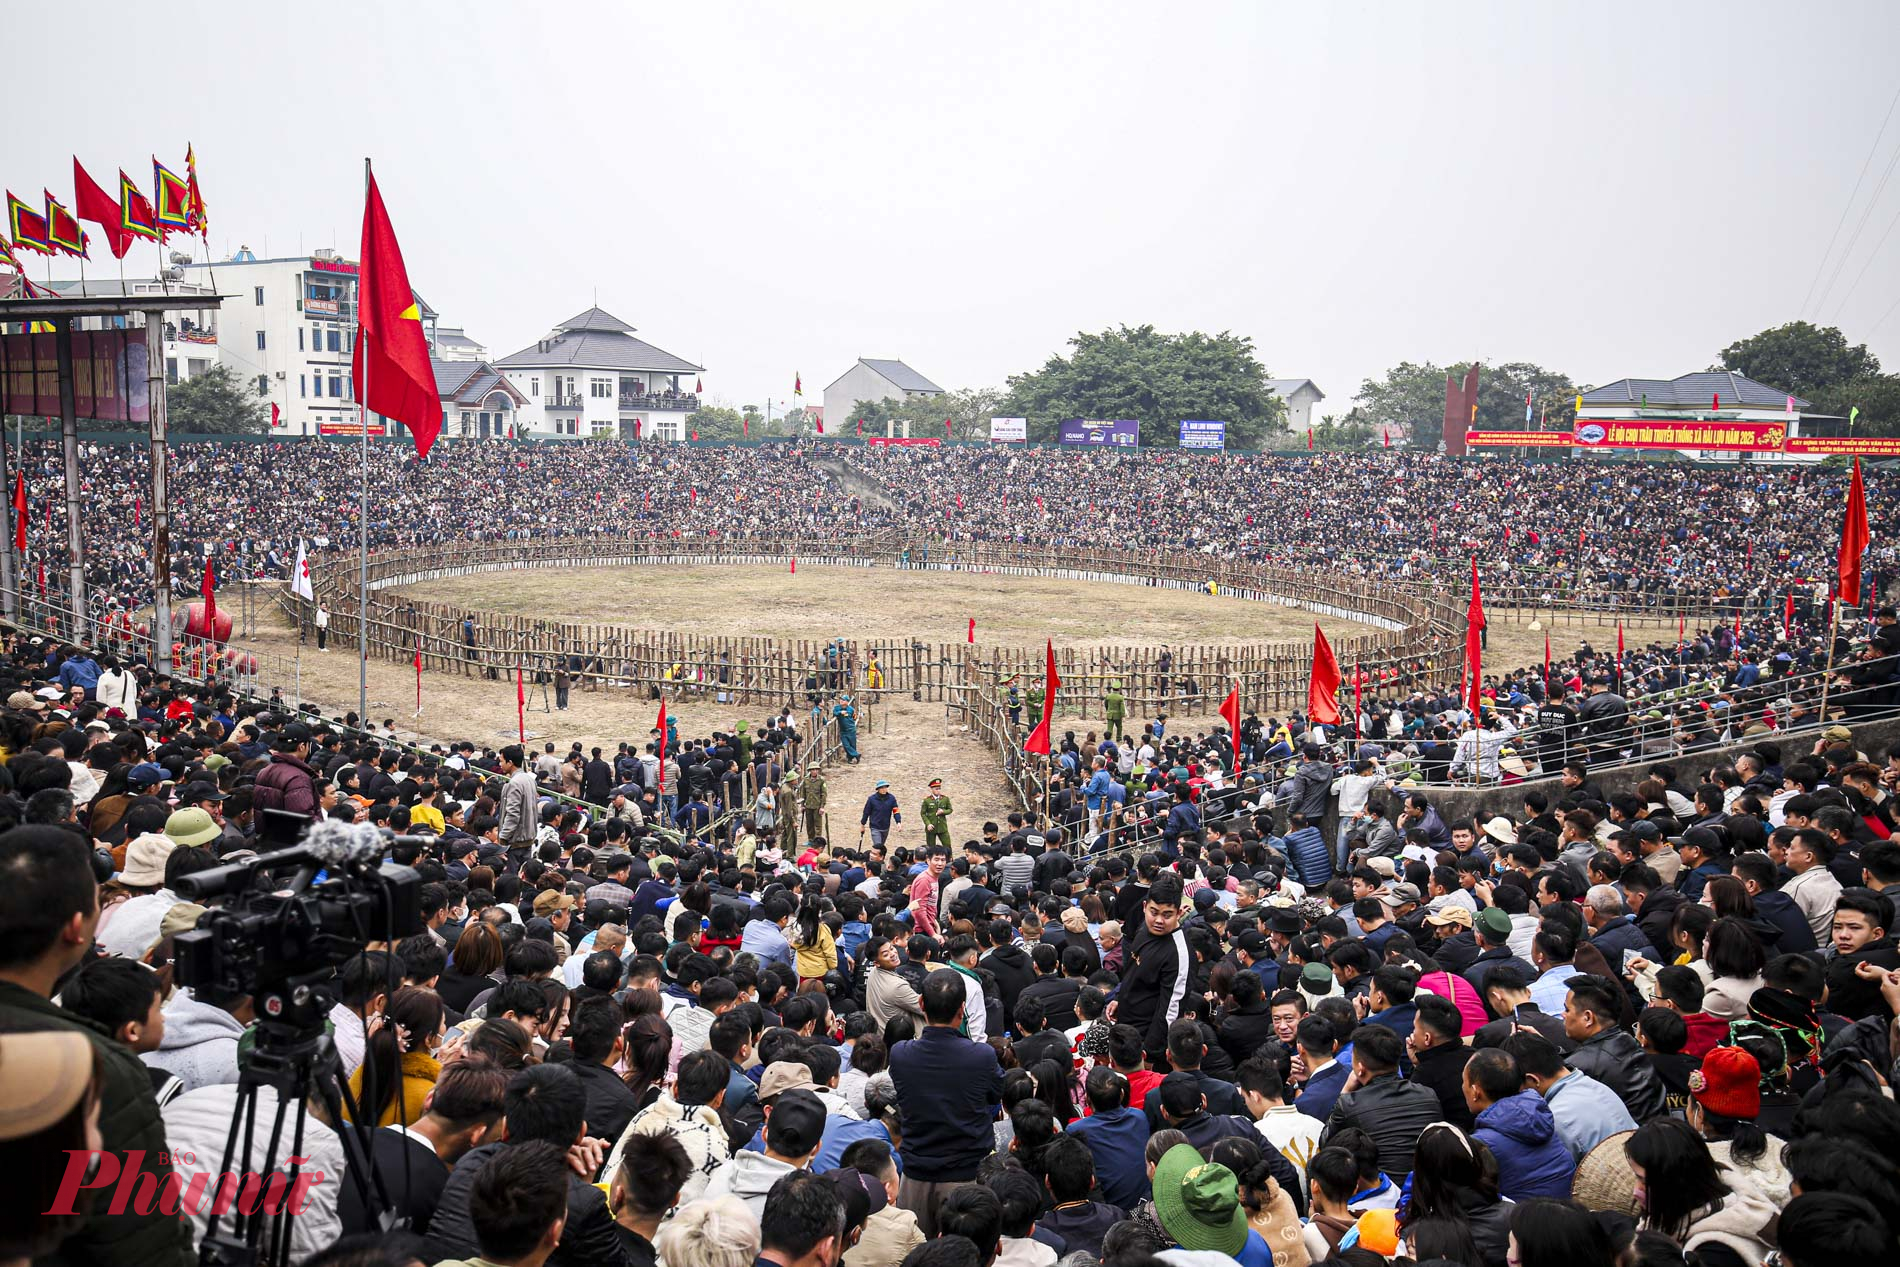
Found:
[356,157,369,725]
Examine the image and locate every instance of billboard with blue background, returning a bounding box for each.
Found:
[1058,419,1140,447]
[1179,420,1226,449]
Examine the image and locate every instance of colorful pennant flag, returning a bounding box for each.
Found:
[793,372,803,398]
[185,144,208,235]
[7,192,50,255]
[153,160,191,236]
[1850,406,1862,431]
[120,172,159,242]
[44,191,86,258]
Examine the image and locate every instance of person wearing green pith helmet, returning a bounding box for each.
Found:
[1150,1142,1277,1265]
[1103,680,1126,741]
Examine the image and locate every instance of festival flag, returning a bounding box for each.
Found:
[741,415,748,438]
[1839,456,1871,606]
[1783,592,1795,640]
[1219,685,1241,771]
[270,402,281,429]
[695,377,702,394]
[7,193,50,255]
[633,418,642,439]
[856,419,864,438]
[967,617,975,643]
[1543,631,1551,697]
[11,472,24,552]
[516,663,526,743]
[1712,392,1721,412]
[120,172,159,242]
[414,646,423,712]
[1024,640,1060,756]
[1615,622,1625,691]
[945,417,953,438]
[1306,430,1313,450]
[1677,613,1686,661]
[72,160,129,259]
[691,430,699,442]
[790,558,796,574]
[153,160,191,236]
[793,373,803,398]
[1574,393,1582,413]
[0,234,24,276]
[1308,624,1343,725]
[184,144,208,235]
[1850,406,1862,431]
[133,495,140,528]
[815,417,824,434]
[1382,429,1390,449]
[1786,395,1796,415]
[202,558,217,624]
[352,165,443,459]
[290,539,315,601]
[656,701,669,791]
[1463,562,1485,716]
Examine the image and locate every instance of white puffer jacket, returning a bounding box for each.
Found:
[162,1083,345,1264]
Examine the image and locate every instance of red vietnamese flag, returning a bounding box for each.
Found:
[945,418,953,438]
[72,160,130,259]
[1219,685,1241,771]
[516,662,526,742]
[1023,640,1060,755]
[202,558,217,624]
[656,701,669,792]
[1382,429,1390,449]
[967,617,975,643]
[11,472,24,552]
[414,646,423,710]
[815,418,824,434]
[1308,623,1343,725]
[1543,631,1551,697]
[1463,560,1485,716]
[1784,592,1795,639]
[270,402,281,428]
[351,165,443,458]
[1839,457,1871,606]
[1306,430,1313,450]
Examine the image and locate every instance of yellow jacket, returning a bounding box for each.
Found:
[346,1049,441,1127]
[793,923,837,979]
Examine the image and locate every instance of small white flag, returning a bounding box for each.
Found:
[290,539,315,601]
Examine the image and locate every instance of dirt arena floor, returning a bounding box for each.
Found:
[392,564,1382,649]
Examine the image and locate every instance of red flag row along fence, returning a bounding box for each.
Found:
[287,535,1469,720]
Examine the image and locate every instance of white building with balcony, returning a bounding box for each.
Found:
[495,307,704,441]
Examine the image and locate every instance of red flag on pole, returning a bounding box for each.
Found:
[1543,631,1551,698]
[1677,613,1686,661]
[1839,457,1871,606]
[516,662,525,743]
[790,558,796,575]
[1306,430,1313,450]
[1616,622,1625,690]
[72,159,130,260]
[967,618,975,643]
[270,402,280,428]
[945,418,953,438]
[1464,560,1485,716]
[1352,666,1364,741]
[1308,623,1343,725]
[657,701,669,792]
[352,164,443,459]
[1023,641,1060,755]
[1219,685,1241,771]
[133,495,141,529]
[414,646,422,710]
[202,558,217,624]
[11,472,24,552]
[36,560,44,597]
[1784,593,1795,640]
[1382,429,1390,449]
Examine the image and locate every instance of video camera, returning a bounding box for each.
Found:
[172,810,425,1036]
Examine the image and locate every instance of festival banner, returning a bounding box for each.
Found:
[988,416,1027,442]
[864,436,940,447]
[1782,435,1900,456]
[1179,420,1227,449]
[1,330,150,422]
[1058,419,1139,447]
[1571,419,1784,451]
[317,418,388,437]
[1463,430,1575,448]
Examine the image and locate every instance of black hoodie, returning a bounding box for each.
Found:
[983,943,1037,1017]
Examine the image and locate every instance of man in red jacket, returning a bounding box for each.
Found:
[252,722,320,819]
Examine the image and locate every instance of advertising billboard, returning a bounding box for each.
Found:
[1058,419,1139,447]
[1,330,150,423]
[1570,419,1784,451]
[1179,420,1226,449]
[988,416,1027,442]
[1464,430,1576,448]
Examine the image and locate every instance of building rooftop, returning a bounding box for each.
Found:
[1582,371,1808,410]
[1266,378,1324,400]
[833,358,943,394]
[495,305,702,374]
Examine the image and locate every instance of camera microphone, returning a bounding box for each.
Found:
[303,819,390,868]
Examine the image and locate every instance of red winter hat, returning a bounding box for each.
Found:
[1690,1045,1760,1121]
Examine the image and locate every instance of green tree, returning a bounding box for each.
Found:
[1351,360,1576,451]
[167,365,268,434]
[998,325,1285,448]
[881,387,1005,441]
[1810,374,1900,437]
[686,405,745,441]
[1716,321,1880,395]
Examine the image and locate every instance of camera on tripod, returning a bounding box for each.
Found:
[172,810,426,1040]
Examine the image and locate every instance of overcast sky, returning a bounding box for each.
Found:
[15,1,1900,418]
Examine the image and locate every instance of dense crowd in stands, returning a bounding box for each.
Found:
[2,600,1899,1267]
[16,442,1900,626]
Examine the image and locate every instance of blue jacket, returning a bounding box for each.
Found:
[1294,1059,1350,1124]
[56,656,100,694]
[888,1026,1003,1182]
[1066,1105,1151,1211]
[1162,801,1202,844]
[1365,1002,1417,1044]
[1473,1090,1576,1199]
[1282,826,1331,886]
[1085,770,1113,811]
[861,792,900,831]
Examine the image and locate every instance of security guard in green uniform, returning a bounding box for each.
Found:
[800,762,828,844]
[1025,679,1045,722]
[778,766,802,856]
[1102,680,1126,741]
[921,779,953,855]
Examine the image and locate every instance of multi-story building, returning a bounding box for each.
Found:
[822,359,944,438]
[495,307,704,441]
[45,276,222,386]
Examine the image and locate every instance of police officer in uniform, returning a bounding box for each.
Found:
[1102,680,1127,742]
[921,779,953,855]
[800,762,828,844]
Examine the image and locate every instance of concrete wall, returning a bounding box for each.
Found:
[1421,714,1900,826]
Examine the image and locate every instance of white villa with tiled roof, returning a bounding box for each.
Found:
[496,307,705,441]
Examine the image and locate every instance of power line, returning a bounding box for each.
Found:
[1802,82,1900,316]
[1827,195,1900,324]
[1813,111,1900,318]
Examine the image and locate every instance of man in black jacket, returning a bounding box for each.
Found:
[1561,973,1665,1122]
[1142,1019,1246,1127]
[566,997,641,1157]
[1117,872,1191,1064]
[427,1063,633,1267]
[1319,1024,1441,1180]
[1406,996,1475,1130]
[981,920,1037,1019]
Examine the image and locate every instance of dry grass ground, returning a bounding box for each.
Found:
[246,565,1384,831]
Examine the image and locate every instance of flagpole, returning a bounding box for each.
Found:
[1819,598,1842,723]
[357,157,369,726]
